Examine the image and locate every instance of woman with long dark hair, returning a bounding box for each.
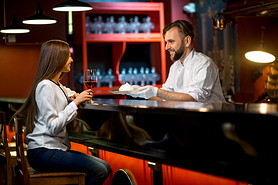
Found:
[12,40,111,185]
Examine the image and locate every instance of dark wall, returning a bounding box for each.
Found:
[0,0,68,99]
[0,0,67,43]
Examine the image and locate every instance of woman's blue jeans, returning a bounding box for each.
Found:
[27,148,111,185]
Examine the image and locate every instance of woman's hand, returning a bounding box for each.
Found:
[69,93,79,101]
[73,90,93,106]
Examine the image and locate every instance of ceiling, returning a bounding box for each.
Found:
[223,0,278,18]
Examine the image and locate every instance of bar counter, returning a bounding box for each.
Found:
[68,98,278,185]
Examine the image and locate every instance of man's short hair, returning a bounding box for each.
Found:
[163,20,195,40]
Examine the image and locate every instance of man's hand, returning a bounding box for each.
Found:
[128,85,158,99]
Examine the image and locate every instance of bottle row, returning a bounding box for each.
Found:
[86,15,155,34]
[79,67,160,88]
[120,67,160,86]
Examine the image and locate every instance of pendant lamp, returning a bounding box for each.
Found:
[23,3,57,25]
[0,15,30,34]
[245,26,275,63]
[53,0,93,12]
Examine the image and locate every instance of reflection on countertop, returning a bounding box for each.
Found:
[82,98,278,115]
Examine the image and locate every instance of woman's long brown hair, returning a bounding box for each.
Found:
[11,40,70,136]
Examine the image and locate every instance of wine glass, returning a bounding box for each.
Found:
[83,69,97,103]
[83,69,98,90]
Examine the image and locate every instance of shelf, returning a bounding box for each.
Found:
[93,85,162,96]
[93,86,120,96]
[85,33,163,42]
[77,2,166,92]
[90,2,164,11]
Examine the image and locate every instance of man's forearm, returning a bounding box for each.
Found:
[156,88,197,102]
[149,96,164,101]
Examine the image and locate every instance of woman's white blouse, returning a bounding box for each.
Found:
[161,49,226,103]
[26,79,78,151]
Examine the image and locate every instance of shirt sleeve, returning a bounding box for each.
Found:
[186,59,218,102]
[60,84,76,98]
[161,65,175,92]
[36,82,78,136]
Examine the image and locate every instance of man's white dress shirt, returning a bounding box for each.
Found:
[162,49,226,103]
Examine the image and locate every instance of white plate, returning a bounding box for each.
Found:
[110,90,131,95]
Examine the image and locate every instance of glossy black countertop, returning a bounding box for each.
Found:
[69,98,278,185]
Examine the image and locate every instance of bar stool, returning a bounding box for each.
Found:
[13,117,86,185]
[111,169,136,185]
[0,111,13,185]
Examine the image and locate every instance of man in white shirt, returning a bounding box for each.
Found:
[128,20,226,103]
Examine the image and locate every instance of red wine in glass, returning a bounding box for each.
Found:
[83,69,97,90]
[84,81,97,89]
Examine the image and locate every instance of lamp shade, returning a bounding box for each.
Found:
[53,0,93,12]
[245,50,276,63]
[245,26,275,63]
[0,15,30,34]
[23,3,57,25]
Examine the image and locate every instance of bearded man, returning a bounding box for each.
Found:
[128,20,226,103]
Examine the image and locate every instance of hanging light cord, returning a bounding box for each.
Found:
[3,0,6,27]
[2,0,8,41]
[259,26,265,48]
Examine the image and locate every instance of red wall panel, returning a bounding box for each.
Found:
[162,165,249,185]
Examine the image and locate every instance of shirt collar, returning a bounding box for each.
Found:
[49,79,60,86]
[179,48,195,66]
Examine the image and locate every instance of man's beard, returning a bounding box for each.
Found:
[170,42,185,61]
